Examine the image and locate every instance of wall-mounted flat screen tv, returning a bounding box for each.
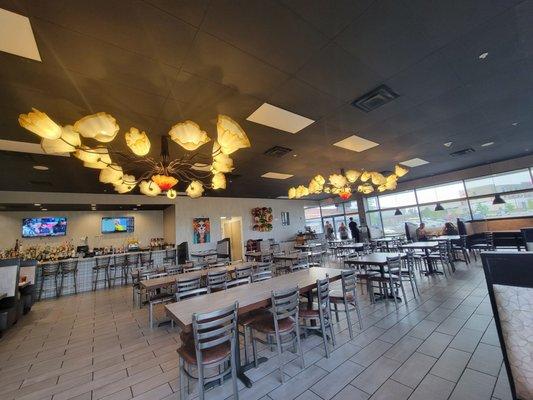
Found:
[22,217,67,238]
[101,217,134,234]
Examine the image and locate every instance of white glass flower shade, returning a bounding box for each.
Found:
[186,180,204,198]
[41,125,81,154]
[18,108,62,139]
[216,115,251,155]
[125,127,150,156]
[99,164,123,184]
[169,120,210,151]
[139,180,161,196]
[74,112,119,143]
[212,173,226,190]
[212,153,234,173]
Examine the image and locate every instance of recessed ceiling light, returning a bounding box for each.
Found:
[0,8,41,61]
[41,208,47,211]
[34,203,41,206]
[261,172,294,180]
[0,139,70,157]
[400,158,429,167]
[293,154,298,157]
[90,204,96,206]
[333,135,379,152]
[246,103,315,134]
[512,122,519,126]
[481,141,494,147]
[479,52,489,59]
[277,196,289,199]
[443,142,453,147]
[133,208,138,211]
[33,165,49,171]
[136,204,141,207]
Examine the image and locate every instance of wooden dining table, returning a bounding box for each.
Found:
[139,261,261,291]
[165,267,342,388]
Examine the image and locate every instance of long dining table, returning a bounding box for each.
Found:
[165,267,343,388]
[139,261,261,291]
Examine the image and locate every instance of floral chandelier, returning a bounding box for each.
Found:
[18,109,251,199]
[288,165,409,200]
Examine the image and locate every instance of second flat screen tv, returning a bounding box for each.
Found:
[101,217,134,234]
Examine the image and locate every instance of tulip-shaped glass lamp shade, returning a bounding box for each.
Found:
[212,173,226,190]
[169,120,210,151]
[19,108,62,139]
[139,180,162,197]
[216,115,251,155]
[74,112,119,143]
[125,127,151,156]
[41,125,81,154]
[186,180,204,198]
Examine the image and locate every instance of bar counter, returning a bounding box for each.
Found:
[36,248,171,300]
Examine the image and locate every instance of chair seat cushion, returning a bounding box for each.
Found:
[299,307,320,318]
[329,290,354,302]
[239,309,270,326]
[177,340,231,365]
[250,315,294,333]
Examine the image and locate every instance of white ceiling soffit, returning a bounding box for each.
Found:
[246,103,315,134]
[333,134,380,152]
[0,139,70,157]
[0,8,41,61]
[261,172,294,179]
[400,157,429,167]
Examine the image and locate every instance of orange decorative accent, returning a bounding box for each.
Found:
[339,191,352,200]
[151,174,178,191]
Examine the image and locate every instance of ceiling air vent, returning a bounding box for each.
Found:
[351,85,399,112]
[449,148,475,157]
[263,146,292,158]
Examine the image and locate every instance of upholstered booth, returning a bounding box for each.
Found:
[522,228,533,251]
[0,258,21,335]
[482,252,533,400]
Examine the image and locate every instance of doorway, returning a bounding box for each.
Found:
[221,217,243,261]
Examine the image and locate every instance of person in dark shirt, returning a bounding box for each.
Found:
[441,222,458,235]
[348,217,360,242]
[416,222,428,241]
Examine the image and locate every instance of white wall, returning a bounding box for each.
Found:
[171,197,307,252]
[0,210,163,250]
[0,191,313,252]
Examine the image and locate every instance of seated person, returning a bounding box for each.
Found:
[416,223,428,241]
[441,222,458,236]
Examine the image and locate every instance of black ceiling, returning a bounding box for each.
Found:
[0,0,532,199]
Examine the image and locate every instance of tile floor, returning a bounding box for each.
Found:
[0,258,513,400]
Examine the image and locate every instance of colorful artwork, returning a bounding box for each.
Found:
[252,207,273,232]
[193,217,210,244]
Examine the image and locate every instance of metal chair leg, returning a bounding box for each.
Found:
[344,300,354,339]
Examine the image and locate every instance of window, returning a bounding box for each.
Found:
[378,190,417,209]
[366,211,383,238]
[365,196,379,211]
[465,169,532,197]
[469,191,533,219]
[344,201,358,213]
[305,218,323,234]
[320,203,344,216]
[304,206,321,220]
[418,200,471,228]
[416,181,466,204]
[381,207,420,235]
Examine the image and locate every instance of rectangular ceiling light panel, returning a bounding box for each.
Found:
[400,157,429,167]
[247,103,314,134]
[0,139,69,156]
[0,8,41,61]
[333,134,379,152]
[261,172,294,180]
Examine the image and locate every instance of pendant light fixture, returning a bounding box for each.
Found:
[434,203,444,211]
[492,194,506,205]
[394,208,402,216]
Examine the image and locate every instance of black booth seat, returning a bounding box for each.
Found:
[0,258,21,335]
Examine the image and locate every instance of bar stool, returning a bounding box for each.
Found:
[139,251,153,269]
[92,256,111,290]
[57,259,78,296]
[178,302,239,400]
[112,254,127,286]
[126,253,139,283]
[38,262,60,300]
[164,248,176,266]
